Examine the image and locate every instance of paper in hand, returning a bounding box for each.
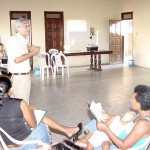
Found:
[34,109,47,126]
[89,101,105,121]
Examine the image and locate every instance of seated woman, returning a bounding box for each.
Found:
[75,111,136,149]
[77,85,150,150]
[0,76,82,150]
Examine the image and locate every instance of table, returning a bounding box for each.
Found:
[64,51,113,71]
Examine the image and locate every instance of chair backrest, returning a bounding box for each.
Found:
[49,49,59,54]
[0,127,49,150]
[38,52,50,67]
[51,52,68,67]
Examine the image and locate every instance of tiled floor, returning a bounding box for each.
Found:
[30,64,150,143]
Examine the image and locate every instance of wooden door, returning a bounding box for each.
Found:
[109,20,124,64]
[44,12,64,53]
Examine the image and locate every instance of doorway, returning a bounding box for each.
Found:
[44,11,64,53]
[121,20,133,66]
[109,12,133,65]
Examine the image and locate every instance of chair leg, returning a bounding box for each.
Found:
[53,67,56,79]
[47,68,49,77]
[40,69,43,80]
[67,66,69,77]
[51,67,54,76]
[42,68,44,80]
[40,69,41,77]
[56,67,58,74]
[62,67,64,76]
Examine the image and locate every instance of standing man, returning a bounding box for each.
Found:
[6,18,40,104]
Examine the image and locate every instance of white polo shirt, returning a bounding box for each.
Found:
[6,33,31,73]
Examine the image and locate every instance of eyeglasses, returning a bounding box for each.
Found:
[21,24,31,29]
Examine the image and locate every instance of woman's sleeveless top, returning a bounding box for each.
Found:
[119,115,150,149]
[0,98,31,145]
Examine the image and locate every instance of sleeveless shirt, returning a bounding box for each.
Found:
[119,115,150,149]
[0,98,31,145]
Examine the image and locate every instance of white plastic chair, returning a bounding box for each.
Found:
[38,52,53,80]
[48,49,59,54]
[51,52,69,79]
[0,127,50,150]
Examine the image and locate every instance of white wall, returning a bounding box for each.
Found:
[0,0,121,67]
[122,0,150,68]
